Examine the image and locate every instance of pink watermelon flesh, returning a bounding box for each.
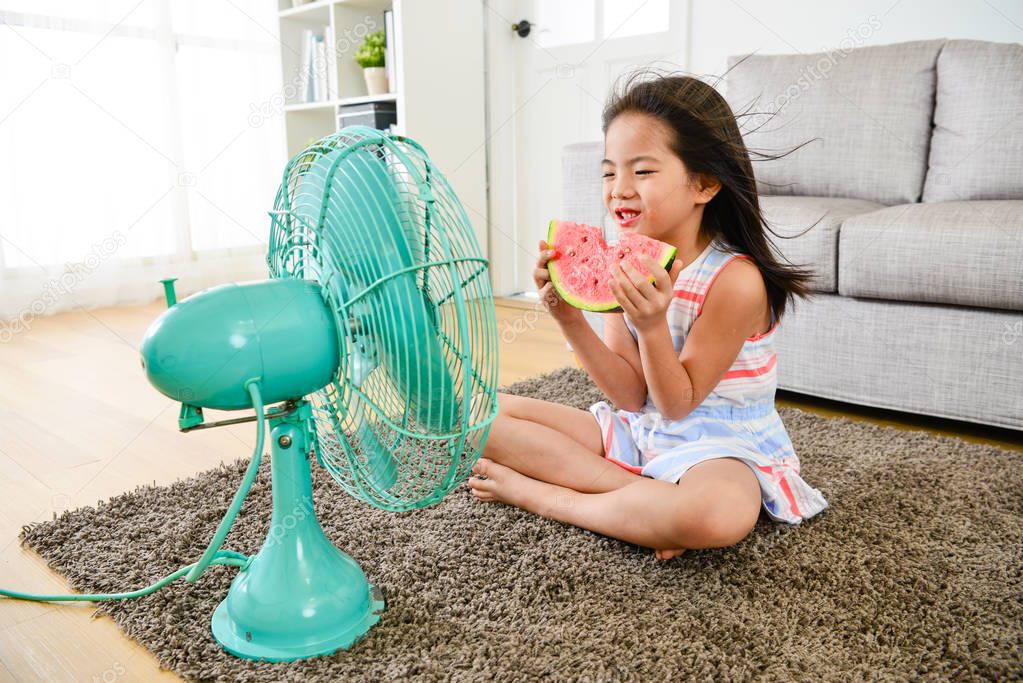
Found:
[546,219,677,312]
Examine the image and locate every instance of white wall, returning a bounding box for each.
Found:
[688,0,1021,80]
[400,0,489,256]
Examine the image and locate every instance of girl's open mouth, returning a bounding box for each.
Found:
[615,209,641,227]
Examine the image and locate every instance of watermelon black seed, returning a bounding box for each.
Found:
[568,251,576,257]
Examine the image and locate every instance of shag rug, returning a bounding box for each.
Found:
[18,367,1023,682]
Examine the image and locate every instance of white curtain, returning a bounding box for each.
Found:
[0,0,286,331]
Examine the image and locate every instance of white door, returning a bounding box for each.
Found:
[485,0,688,297]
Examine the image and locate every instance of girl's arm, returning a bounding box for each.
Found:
[614,257,767,421]
[664,260,767,416]
[635,319,694,420]
[560,314,647,411]
[533,239,645,409]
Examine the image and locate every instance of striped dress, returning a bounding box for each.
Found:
[589,239,829,524]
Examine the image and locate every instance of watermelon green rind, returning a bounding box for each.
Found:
[545,219,678,313]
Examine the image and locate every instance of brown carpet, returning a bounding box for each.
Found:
[18,367,1023,682]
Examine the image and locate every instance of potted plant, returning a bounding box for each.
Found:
[355,31,388,95]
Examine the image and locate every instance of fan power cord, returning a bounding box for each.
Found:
[184,378,265,582]
[0,551,249,603]
[0,380,268,603]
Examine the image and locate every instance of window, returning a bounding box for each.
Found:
[0,0,285,320]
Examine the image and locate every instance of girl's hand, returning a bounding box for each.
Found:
[534,239,584,326]
[608,255,683,333]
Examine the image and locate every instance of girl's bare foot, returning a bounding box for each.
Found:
[467,457,551,513]
[655,548,687,561]
[470,458,688,562]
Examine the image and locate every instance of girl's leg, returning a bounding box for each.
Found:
[480,392,642,494]
[473,393,710,559]
[469,455,761,552]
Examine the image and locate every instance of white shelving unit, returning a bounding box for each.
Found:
[275,0,490,256]
[277,0,399,158]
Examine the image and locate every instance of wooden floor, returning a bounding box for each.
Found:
[0,298,1019,682]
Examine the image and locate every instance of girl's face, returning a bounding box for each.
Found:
[601,111,719,245]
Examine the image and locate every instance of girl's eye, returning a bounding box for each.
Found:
[602,171,653,178]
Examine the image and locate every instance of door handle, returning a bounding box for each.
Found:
[511,20,534,38]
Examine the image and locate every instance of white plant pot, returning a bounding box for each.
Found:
[363,67,389,96]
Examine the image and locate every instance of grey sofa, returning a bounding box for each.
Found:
[561,39,1023,431]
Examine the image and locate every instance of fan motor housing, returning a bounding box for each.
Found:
[140,279,339,409]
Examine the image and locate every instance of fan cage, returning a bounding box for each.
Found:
[267,126,499,511]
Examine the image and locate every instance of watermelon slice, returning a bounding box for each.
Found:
[546,219,677,312]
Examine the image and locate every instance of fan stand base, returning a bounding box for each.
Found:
[210,408,385,662]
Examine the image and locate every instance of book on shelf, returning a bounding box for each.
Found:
[384,9,397,94]
[324,23,338,100]
[298,28,313,102]
[298,27,334,103]
[314,33,327,101]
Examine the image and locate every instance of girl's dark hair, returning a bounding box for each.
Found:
[601,66,816,320]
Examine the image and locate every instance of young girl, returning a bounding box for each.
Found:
[467,71,829,561]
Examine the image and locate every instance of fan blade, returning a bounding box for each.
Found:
[355,420,398,491]
[374,274,459,433]
[300,142,461,435]
[296,145,416,284]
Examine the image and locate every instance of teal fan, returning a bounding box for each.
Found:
[0,126,499,662]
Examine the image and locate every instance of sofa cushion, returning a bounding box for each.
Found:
[922,40,1023,203]
[562,141,605,230]
[774,293,1023,430]
[761,196,884,293]
[838,201,1023,310]
[725,40,945,206]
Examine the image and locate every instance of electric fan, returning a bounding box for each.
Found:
[0,125,499,662]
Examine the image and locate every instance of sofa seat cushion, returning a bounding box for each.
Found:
[838,201,1023,310]
[761,196,884,293]
[725,40,945,206]
[923,40,1023,202]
